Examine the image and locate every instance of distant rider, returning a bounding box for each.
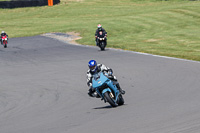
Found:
[87,60,125,97]
[95,24,107,46]
[1,31,8,44]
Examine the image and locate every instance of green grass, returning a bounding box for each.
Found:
[0,0,200,61]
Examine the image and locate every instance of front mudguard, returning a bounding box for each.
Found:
[107,80,120,100]
[101,88,112,103]
[102,88,111,94]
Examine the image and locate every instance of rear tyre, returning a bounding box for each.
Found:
[104,92,117,107]
[117,94,124,106]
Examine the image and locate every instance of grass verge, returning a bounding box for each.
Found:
[0,0,200,61]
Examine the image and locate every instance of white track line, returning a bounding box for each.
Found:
[109,47,200,64]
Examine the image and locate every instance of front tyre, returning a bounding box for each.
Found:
[3,41,7,48]
[104,92,117,107]
[100,42,105,51]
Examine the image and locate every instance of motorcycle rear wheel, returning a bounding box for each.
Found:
[117,94,124,106]
[104,92,117,107]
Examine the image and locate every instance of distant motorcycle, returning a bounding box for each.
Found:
[97,31,107,51]
[92,71,124,107]
[1,35,8,48]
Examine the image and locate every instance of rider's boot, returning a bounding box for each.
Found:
[116,83,125,95]
[88,88,96,97]
[94,92,101,98]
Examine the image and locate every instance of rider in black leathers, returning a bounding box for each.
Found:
[95,24,107,46]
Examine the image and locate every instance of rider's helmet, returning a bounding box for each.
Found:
[88,60,97,72]
[2,31,5,34]
[97,24,102,31]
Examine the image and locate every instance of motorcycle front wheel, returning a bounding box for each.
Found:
[104,92,117,107]
[100,42,105,51]
[3,41,7,48]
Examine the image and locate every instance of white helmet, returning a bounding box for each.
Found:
[97,24,102,30]
[2,31,5,34]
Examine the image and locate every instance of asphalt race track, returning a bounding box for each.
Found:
[0,35,200,133]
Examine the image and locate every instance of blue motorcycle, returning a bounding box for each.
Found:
[92,72,124,107]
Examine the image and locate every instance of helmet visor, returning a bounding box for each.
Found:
[89,65,96,71]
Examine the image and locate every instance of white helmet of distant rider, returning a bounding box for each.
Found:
[97,24,102,31]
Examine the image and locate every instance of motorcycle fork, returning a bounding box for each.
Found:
[109,92,114,98]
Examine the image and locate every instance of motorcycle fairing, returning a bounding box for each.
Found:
[92,72,120,102]
[2,35,7,40]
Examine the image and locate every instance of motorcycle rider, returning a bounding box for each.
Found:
[87,60,125,97]
[1,31,8,45]
[95,24,107,46]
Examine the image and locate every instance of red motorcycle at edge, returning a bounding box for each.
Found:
[1,35,8,48]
